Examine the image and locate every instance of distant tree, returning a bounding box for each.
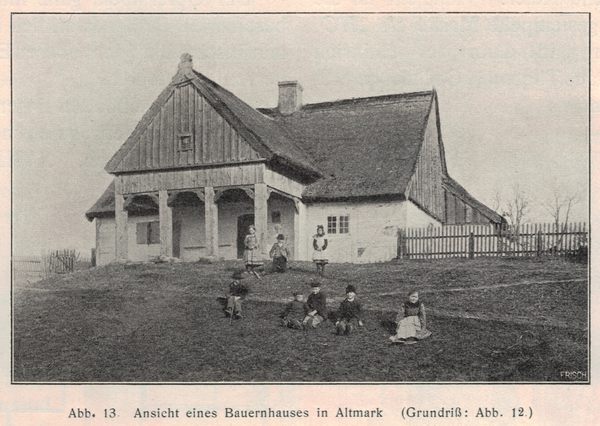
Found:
[541,187,580,231]
[489,184,530,252]
[540,187,582,252]
[490,187,503,214]
[501,184,530,232]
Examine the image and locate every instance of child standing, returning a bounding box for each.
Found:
[312,225,329,277]
[335,285,364,335]
[389,290,431,344]
[303,281,328,329]
[244,225,263,278]
[225,280,249,320]
[280,291,308,329]
[269,234,290,273]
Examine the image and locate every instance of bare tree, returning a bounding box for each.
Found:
[490,187,503,214]
[541,187,580,231]
[502,184,530,232]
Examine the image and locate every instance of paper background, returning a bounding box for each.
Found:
[2,2,597,425]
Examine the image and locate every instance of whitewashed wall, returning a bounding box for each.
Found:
[127,215,161,262]
[96,218,116,266]
[173,205,206,261]
[406,201,443,229]
[305,200,410,264]
[97,198,440,265]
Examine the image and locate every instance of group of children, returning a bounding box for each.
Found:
[277,283,430,344]
[226,271,430,343]
[228,223,431,343]
[243,225,329,279]
[279,282,365,336]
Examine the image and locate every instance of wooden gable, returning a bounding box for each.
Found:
[110,82,262,173]
[406,94,445,221]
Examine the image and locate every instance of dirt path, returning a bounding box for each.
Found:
[379,278,587,297]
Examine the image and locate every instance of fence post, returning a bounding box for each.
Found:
[536,230,543,257]
[468,232,475,259]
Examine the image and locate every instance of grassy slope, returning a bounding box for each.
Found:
[13,257,588,382]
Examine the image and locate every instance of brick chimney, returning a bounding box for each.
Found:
[278,81,303,115]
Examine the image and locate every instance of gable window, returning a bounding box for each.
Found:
[327,216,337,234]
[136,221,160,245]
[178,133,192,151]
[465,205,473,223]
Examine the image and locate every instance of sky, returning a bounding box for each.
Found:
[11,13,589,256]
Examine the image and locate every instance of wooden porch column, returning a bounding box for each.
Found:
[254,183,269,257]
[114,181,128,261]
[204,186,219,257]
[158,190,173,257]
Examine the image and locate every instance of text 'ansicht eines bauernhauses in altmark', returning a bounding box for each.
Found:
[68,407,385,419]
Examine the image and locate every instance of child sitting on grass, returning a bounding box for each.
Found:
[389,289,431,344]
[225,280,249,320]
[280,291,308,329]
[335,285,364,335]
[303,281,328,329]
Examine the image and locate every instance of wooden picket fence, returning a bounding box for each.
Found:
[397,222,588,260]
[14,250,78,276]
[13,255,43,273]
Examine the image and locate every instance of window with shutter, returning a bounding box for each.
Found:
[136,221,161,244]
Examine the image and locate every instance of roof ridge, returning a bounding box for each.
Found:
[305,90,433,108]
[259,90,434,114]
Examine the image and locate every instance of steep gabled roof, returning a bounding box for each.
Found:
[261,91,434,200]
[88,56,501,225]
[104,56,321,179]
[189,70,321,179]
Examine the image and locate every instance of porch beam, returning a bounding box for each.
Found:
[192,189,205,203]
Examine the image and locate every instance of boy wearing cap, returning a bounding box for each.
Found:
[280,291,308,329]
[269,234,290,273]
[335,285,363,335]
[225,280,249,320]
[303,281,328,328]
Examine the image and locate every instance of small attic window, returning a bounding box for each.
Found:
[179,133,192,151]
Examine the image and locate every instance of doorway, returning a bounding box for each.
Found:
[237,214,255,259]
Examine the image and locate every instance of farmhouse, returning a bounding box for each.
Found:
[86,54,502,265]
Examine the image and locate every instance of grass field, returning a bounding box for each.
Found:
[13,257,588,383]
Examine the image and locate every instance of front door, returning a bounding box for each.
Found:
[237,214,255,259]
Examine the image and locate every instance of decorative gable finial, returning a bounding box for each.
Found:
[178,53,193,73]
